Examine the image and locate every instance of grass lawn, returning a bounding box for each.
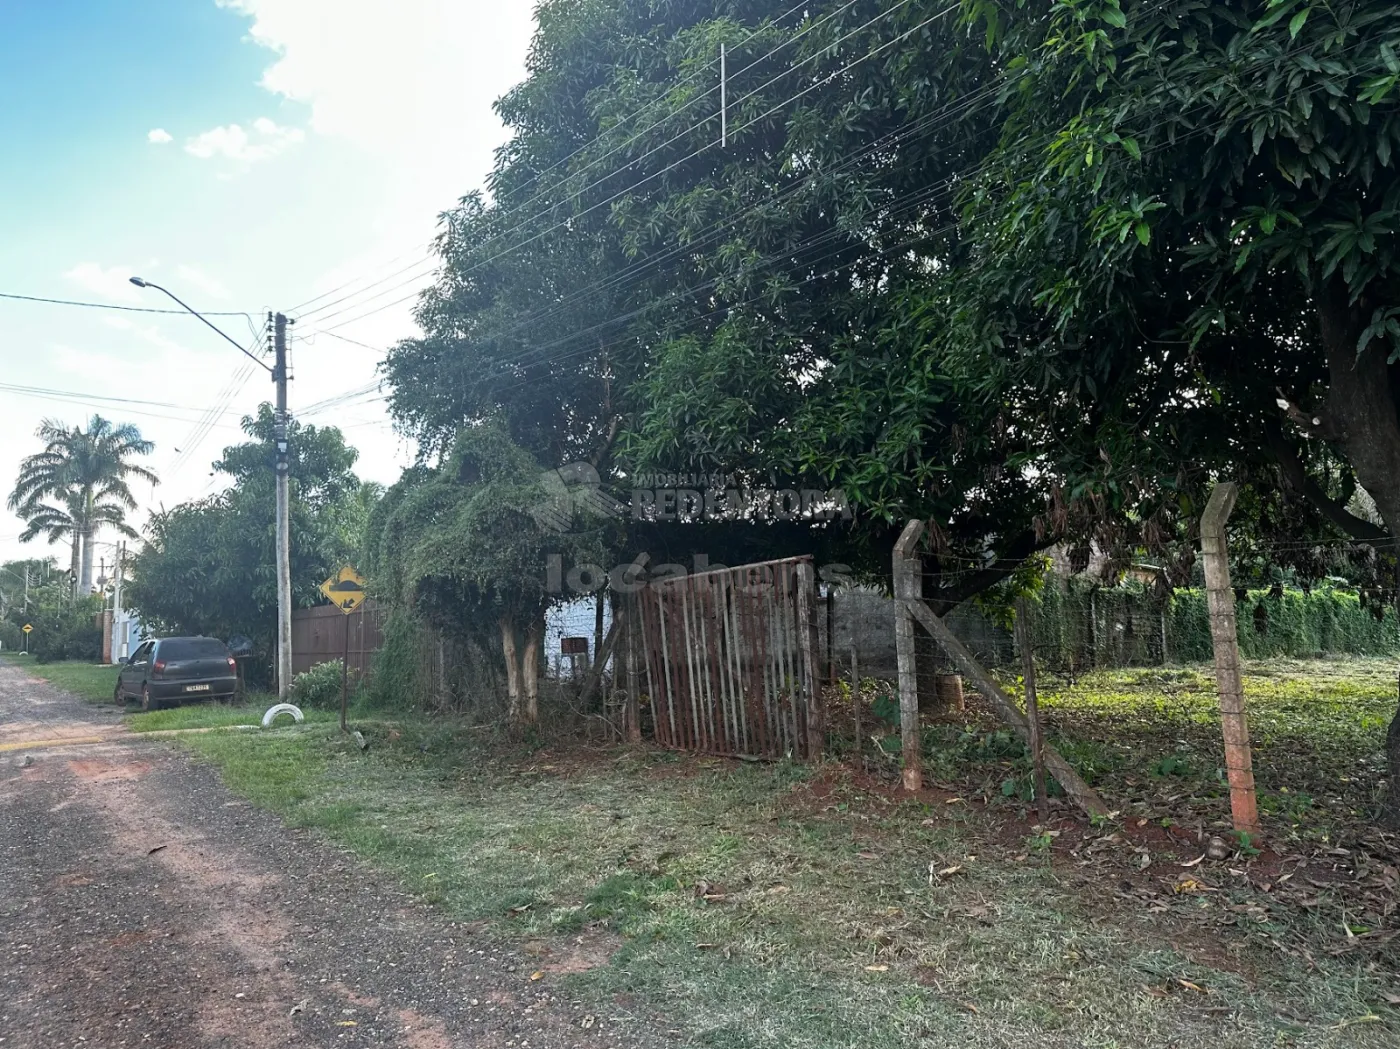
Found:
[126,698,340,733]
[14,658,120,703]
[7,660,340,731]
[166,657,1400,1049]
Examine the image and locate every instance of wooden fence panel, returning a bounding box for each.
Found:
[290,601,384,681]
[633,556,822,760]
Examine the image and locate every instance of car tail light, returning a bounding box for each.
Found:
[227,657,237,668]
[153,660,166,676]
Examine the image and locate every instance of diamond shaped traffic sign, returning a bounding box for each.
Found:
[319,566,367,614]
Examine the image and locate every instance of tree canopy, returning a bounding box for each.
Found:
[378,0,1398,608]
[126,406,367,682]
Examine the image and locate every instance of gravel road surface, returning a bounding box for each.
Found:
[0,660,667,1048]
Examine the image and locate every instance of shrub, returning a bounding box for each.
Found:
[291,660,345,709]
[26,597,104,663]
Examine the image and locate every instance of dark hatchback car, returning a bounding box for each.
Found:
[114,636,238,710]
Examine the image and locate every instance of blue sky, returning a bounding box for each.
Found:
[0,0,536,569]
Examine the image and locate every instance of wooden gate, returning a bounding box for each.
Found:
[631,556,822,759]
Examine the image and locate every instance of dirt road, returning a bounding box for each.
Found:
[0,661,661,1048]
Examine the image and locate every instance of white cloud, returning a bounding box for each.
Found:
[217,0,534,217]
[184,118,304,162]
[175,264,231,301]
[65,262,142,303]
[148,128,173,144]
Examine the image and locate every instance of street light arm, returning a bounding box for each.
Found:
[129,278,273,373]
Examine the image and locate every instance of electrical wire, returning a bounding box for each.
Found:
[298,0,932,330]
[164,360,261,481]
[382,24,1375,401]
[290,0,855,324]
[0,384,245,429]
[319,0,945,333]
[0,291,252,318]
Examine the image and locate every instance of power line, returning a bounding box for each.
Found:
[0,290,251,318]
[318,1,953,334]
[0,381,236,416]
[390,18,1373,402]
[165,361,260,480]
[289,0,839,326]
[0,384,246,429]
[295,0,904,330]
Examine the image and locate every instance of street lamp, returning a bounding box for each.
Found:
[128,277,272,373]
[129,276,295,697]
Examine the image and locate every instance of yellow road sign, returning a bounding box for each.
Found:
[319,565,367,614]
[22,624,32,634]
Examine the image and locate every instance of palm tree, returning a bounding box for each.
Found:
[16,490,139,590]
[8,416,157,595]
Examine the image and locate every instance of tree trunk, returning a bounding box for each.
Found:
[501,615,523,728]
[1317,280,1400,827]
[522,618,543,726]
[78,527,94,597]
[68,536,81,600]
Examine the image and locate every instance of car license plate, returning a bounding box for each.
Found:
[184,683,211,693]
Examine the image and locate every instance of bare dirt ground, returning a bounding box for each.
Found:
[0,660,666,1049]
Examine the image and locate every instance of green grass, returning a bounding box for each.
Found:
[14,658,120,703]
[126,697,340,733]
[1030,657,1397,833]
[168,663,1400,1049]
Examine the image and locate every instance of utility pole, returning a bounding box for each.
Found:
[274,313,293,698]
[112,543,125,662]
[129,278,293,694]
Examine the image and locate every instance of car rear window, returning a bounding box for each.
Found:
[159,638,230,660]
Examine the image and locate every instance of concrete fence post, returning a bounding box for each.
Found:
[1200,482,1261,838]
[893,519,925,791]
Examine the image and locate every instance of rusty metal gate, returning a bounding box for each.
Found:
[631,556,823,759]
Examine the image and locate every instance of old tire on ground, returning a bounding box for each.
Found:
[261,703,304,728]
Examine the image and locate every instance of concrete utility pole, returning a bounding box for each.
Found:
[112,542,125,662]
[274,313,293,698]
[129,278,292,695]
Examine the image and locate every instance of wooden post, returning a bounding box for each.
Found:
[796,560,823,760]
[1200,482,1261,837]
[339,611,350,734]
[1014,597,1049,825]
[893,519,925,791]
[1160,603,1169,666]
[1089,591,1098,667]
[625,597,642,743]
[578,610,625,708]
[902,597,1108,817]
[850,646,861,763]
